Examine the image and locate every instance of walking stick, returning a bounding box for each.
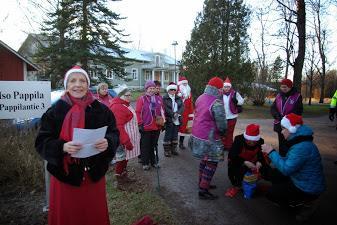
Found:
[154,146,160,191]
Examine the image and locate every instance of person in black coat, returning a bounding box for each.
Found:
[162,82,184,156]
[35,66,119,225]
[270,79,303,156]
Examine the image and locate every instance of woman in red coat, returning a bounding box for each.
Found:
[110,84,140,188]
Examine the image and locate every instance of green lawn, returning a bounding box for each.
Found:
[239,103,329,119]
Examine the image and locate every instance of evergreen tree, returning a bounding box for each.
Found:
[182,0,253,97]
[269,55,283,89]
[36,0,128,88]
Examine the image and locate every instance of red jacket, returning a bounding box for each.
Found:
[110,98,133,146]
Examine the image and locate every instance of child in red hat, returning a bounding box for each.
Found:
[225,124,270,197]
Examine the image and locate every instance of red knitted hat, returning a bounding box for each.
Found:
[281,113,303,133]
[208,77,224,89]
[223,77,232,87]
[280,79,293,88]
[244,124,261,141]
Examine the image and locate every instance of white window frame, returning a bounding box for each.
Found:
[155,55,160,67]
[132,68,138,80]
[164,72,169,81]
[89,70,98,79]
[106,70,114,80]
[145,70,151,81]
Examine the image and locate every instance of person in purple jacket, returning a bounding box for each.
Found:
[189,77,227,200]
[270,79,303,156]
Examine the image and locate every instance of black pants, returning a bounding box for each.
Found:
[266,169,319,207]
[141,130,160,166]
[163,123,179,143]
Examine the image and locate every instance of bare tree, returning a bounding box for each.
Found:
[276,0,306,91]
[304,34,319,105]
[308,0,329,103]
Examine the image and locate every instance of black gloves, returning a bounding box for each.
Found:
[329,108,336,121]
[139,124,144,133]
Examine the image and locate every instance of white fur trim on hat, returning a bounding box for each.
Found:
[223,82,232,87]
[166,84,177,92]
[178,80,188,85]
[281,117,299,133]
[243,132,261,141]
[64,66,90,89]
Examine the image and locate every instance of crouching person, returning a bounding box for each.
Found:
[225,124,270,198]
[262,113,326,222]
[189,77,227,200]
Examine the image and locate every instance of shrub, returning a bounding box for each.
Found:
[0,121,44,190]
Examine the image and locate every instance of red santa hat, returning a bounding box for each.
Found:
[281,113,303,133]
[208,77,224,89]
[178,76,188,85]
[64,65,90,89]
[244,124,261,141]
[166,81,178,92]
[223,77,232,87]
[280,78,293,88]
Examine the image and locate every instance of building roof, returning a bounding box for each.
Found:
[0,39,39,71]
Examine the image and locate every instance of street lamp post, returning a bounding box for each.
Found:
[172,41,178,82]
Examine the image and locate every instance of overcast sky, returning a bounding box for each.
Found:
[0,0,336,69]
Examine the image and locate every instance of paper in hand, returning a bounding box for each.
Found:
[71,126,108,158]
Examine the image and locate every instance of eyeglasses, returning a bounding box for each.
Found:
[124,94,132,97]
[169,89,177,91]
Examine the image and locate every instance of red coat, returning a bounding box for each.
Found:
[110,98,133,146]
[179,95,194,134]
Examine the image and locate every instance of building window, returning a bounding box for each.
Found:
[89,70,98,79]
[107,70,114,80]
[132,68,138,80]
[155,55,160,67]
[145,70,152,81]
[164,72,169,81]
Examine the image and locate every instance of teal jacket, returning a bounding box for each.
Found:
[269,125,326,194]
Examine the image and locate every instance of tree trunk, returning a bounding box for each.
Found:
[293,0,306,91]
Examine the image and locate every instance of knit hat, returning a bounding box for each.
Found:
[244,124,261,141]
[64,65,90,89]
[223,77,232,87]
[281,113,303,133]
[178,76,188,85]
[114,84,129,97]
[144,80,156,90]
[280,79,293,88]
[166,82,178,92]
[208,77,224,89]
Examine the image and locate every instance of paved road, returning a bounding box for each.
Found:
[131,116,337,225]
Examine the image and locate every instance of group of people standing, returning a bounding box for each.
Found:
[34,65,328,224]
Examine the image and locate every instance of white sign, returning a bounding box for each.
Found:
[0,81,51,119]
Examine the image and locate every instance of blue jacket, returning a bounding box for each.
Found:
[269,125,326,194]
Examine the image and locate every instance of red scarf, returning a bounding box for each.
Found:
[60,91,95,174]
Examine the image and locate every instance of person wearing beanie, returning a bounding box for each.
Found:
[110,85,140,189]
[136,80,164,170]
[177,76,194,150]
[190,76,227,200]
[221,77,244,151]
[35,65,119,225]
[225,124,269,198]
[271,78,303,156]
[162,82,184,157]
[95,82,113,107]
[262,113,326,221]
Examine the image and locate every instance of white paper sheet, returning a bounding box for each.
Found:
[71,126,108,158]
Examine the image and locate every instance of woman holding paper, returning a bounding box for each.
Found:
[35,65,119,225]
[110,84,140,189]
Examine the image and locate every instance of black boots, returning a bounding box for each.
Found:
[198,190,219,200]
[171,142,179,155]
